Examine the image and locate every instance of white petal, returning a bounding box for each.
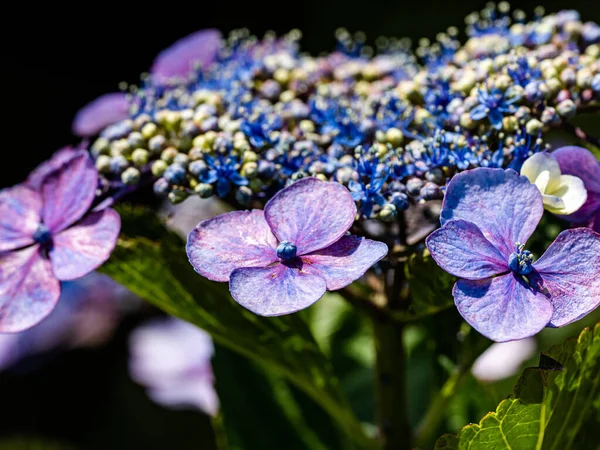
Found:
[521,153,561,193]
[545,174,588,215]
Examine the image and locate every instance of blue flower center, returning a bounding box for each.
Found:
[508,243,534,275]
[33,223,52,245]
[276,241,297,260]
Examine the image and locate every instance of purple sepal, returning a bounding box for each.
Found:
[440,168,543,258]
[426,219,508,280]
[26,147,87,190]
[72,93,130,137]
[0,185,41,251]
[0,246,60,333]
[151,30,222,83]
[264,177,357,256]
[453,273,553,342]
[533,228,600,327]
[229,264,327,316]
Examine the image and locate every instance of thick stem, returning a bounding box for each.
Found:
[373,316,411,450]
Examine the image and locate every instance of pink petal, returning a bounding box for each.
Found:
[553,146,600,223]
[72,93,130,137]
[186,210,278,282]
[229,264,327,316]
[151,29,222,82]
[50,209,121,281]
[26,146,86,190]
[0,246,60,333]
[302,235,388,290]
[453,273,553,342]
[42,153,98,233]
[441,169,544,259]
[426,219,509,280]
[533,228,600,327]
[0,185,41,251]
[264,178,357,256]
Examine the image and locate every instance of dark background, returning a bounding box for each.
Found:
[1,1,599,449]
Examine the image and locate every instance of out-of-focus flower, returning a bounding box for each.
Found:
[553,146,600,233]
[520,152,587,215]
[0,273,127,371]
[426,168,600,342]
[26,146,84,190]
[150,29,222,83]
[0,154,120,332]
[471,338,537,382]
[186,178,388,316]
[128,317,218,416]
[72,93,130,138]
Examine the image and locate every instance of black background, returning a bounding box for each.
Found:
[1,1,599,449]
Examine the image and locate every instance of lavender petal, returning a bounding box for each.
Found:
[0,185,41,251]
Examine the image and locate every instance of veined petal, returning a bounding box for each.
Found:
[151,29,222,82]
[454,273,553,342]
[553,146,600,223]
[303,235,388,290]
[533,228,600,327]
[0,246,60,333]
[50,209,121,281]
[27,147,86,190]
[72,93,131,137]
[521,152,562,193]
[42,154,98,233]
[229,264,326,316]
[0,185,41,251]
[544,175,587,215]
[426,220,509,280]
[264,178,357,255]
[441,168,543,259]
[186,210,278,282]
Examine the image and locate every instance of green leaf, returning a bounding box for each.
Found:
[100,206,374,449]
[434,322,600,450]
[399,250,454,322]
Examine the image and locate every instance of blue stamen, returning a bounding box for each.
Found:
[276,241,297,260]
[508,243,534,275]
[33,224,52,245]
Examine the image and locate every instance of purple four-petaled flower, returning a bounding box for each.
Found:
[0,152,121,332]
[426,168,600,342]
[186,177,388,316]
[553,146,600,233]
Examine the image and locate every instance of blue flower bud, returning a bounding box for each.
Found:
[163,163,187,185]
[194,183,214,198]
[406,178,423,196]
[110,155,129,175]
[389,192,409,210]
[121,167,141,185]
[189,160,208,177]
[276,241,297,260]
[235,186,253,205]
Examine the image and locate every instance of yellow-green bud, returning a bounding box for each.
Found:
[141,122,159,140]
[152,160,168,177]
[241,162,258,179]
[121,167,141,185]
[525,119,544,135]
[132,148,149,166]
[95,155,111,174]
[299,120,315,133]
[194,183,213,199]
[242,150,258,163]
[385,128,404,147]
[160,147,178,164]
[378,203,397,222]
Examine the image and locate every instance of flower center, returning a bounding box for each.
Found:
[33,223,52,245]
[276,241,297,260]
[508,243,534,275]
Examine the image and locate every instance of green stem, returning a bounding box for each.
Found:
[211,412,230,450]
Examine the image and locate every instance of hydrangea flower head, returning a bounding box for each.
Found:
[186,178,388,316]
[553,146,600,233]
[0,154,121,332]
[426,168,600,342]
[520,152,587,215]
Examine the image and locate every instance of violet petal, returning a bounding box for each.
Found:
[72,93,130,137]
[264,178,357,256]
[426,219,509,280]
[0,246,60,333]
[453,273,553,342]
[553,146,600,223]
[441,168,543,258]
[302,235,387,290]
[0,185,41,251]
[533,228,600,327]
[229,264,327,316]
[26,147,86,190]
[50,209,121,281]
[151,29,222,82]
[42,154,98,233]
[186,210,278,282]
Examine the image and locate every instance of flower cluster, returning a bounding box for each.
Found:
[77,6,598,229]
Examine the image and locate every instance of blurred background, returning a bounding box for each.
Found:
[2,1,600,449]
